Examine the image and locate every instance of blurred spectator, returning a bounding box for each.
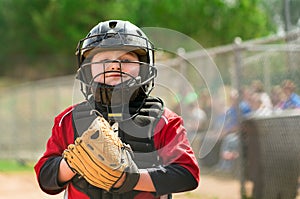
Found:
[240,86,253,116]
[281,79,300,109]
[251,80,273,111]
[270,85,286,110]
[175,91,208,145]
[185,101,208,158]
[218,131,240,173]
[223,88,251,133]
[185,100,207,142]
[217,87,250,173]
[250,92,272,116]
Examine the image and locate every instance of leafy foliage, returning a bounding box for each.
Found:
[0,0,293,79]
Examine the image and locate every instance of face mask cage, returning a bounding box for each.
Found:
[80,60,142,85]
[77,59,157,92]
[76,31,156,94]
[76,58,157,120]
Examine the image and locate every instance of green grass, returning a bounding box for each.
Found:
[0,159,34,172]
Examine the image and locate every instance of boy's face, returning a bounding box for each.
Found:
[91,50,140,86]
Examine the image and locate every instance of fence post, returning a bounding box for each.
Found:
[233,37,246,198]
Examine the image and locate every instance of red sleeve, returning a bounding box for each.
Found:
[154,108,200,182]
[34,106,75,194]
[148,108,200,195]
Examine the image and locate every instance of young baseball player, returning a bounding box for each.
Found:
[34,20,200,199]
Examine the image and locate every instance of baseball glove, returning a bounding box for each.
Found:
[63,116,139,192]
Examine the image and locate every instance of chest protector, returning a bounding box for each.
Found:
[71,97,165,199]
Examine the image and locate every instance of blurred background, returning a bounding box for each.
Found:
[0,0,300,198]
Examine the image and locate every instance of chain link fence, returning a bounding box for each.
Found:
[0,76,76,160]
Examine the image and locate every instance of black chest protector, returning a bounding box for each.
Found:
[72,96,164,167]
[71,97,165,199]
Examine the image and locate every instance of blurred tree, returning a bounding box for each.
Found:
[0,0,45,76]
[116,0,274,46]
[0,0,122,78]
[261,0,299,32]
[0,0,281,79]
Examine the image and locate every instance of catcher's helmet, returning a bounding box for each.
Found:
[75,20,156,119]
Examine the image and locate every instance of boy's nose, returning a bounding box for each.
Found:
[106,61,121,71]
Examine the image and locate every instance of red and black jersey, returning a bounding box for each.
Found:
[34,98,200,199]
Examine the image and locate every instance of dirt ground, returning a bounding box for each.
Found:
[1,172,299,199]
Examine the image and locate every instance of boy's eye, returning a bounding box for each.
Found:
[121,59,131,63]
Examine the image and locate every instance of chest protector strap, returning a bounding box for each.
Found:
[118,97,164,168]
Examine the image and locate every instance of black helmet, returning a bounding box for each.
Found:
[75,20,156,119]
